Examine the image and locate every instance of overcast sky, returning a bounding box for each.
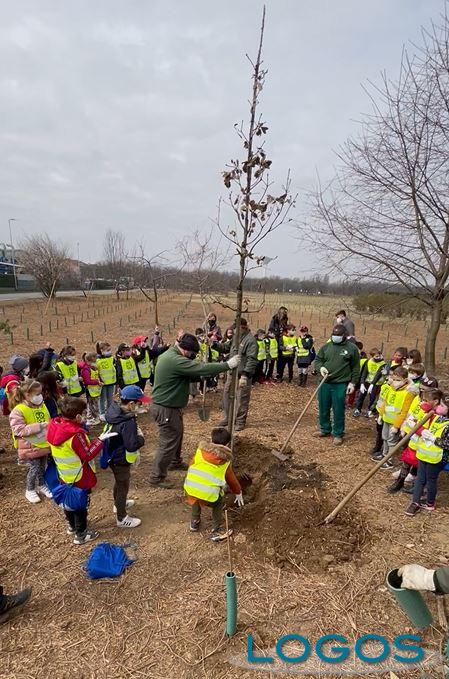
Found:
[0,0,445,276]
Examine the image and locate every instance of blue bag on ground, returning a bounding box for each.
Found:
[85,542,135,579]
[44,457,60,492]
[52,482,88,511]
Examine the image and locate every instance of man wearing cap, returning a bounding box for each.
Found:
[220,318,258,432]
[149,333,240,488]
[314,324,360,445]
[104,385,150,527]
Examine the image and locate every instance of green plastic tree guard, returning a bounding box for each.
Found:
[387,569,433,630]
[225,571,237,636]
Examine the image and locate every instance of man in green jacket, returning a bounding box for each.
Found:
[314,324,360,445]
[219,318,258,432]
[149,333,240,488]
[398,564,449,594]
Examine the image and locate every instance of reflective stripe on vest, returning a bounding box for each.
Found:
[268,338,278,359]
[282,336,296,357]
[50,435,95,483]
[416,418,448,464]
[383,388,409,424]
[366,358,385,384]
[137,352,152,379]
[402,396,425,435]
[87,368,101,398]
[57,361,82,395]
[183,449,230,503]
[257,340,267,361]
[296,338,310,358]
[97,357,116,386]
[13,402,50,448]
[376,383,390,413]
[119,358,139,385]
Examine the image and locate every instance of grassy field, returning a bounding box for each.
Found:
[1,291,448,679]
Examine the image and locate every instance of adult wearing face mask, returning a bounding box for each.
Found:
[149,333,240,488]
[204,313,222,341]
[314,324,360,445]
[335,310,355,340]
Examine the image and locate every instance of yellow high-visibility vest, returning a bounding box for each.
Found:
[97,356,116,386]
[183,449,230,503]
[376,383,390,413]
[12,402,50,449]
[257,340,267,361]
[296,337,310,358]
[211,348,219,362]
[119,358,139,385]
[57,361,82,395]
[383,387,410,425]
[360,357,368,371]
[416,418,448,465]
[137,351,152,379]
[282,336,297,357]
[86,367,101,398]
[402,396,429,451]
[366,358,385,384]
[50,435,95,483]
[267,338,278,359]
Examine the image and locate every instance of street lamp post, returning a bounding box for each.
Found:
[8,218,17,291]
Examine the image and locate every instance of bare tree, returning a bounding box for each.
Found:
[20,234,69,298]
[215,5,295,441]
[103,229,129,299]
[309,14,449,372]
[132,245,171,327]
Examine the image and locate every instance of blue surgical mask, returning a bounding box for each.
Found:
[331,335,344,344]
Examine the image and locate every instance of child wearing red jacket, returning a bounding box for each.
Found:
[184,427,243,542]
[47,396,115,545]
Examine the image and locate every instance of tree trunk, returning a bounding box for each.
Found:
[153,282,159,326]
[425,295,443,373]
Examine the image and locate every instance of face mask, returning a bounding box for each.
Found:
[420,402,432,413]
[387,376,395,385]
[288,331,295,337]
[406,358,414,366]
[30,394,44,405]
[67,356,76,363]
[435,403,448,416]
[392,379,405,388]
[23,368,30,376]
[331,335,344,344]
[409,374,419,382]
[103,351,112,357]
[336,316,344,324]
[124,351,132,358]
[140,342,147,349]
[373,357,383,363]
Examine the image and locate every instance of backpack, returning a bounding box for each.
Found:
[85,542,135,579]
[52,482,89,511]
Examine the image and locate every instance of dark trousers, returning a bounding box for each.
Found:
[266,359,276,379]
[355,384,379,411]
[374,420,383,453]
[277,356,294,381]
[64,507,88,536]
[150,403,183,483]
[111,462,131,521]
[222,373,252,427]
[138,378,148,392]
[413,460,444,505]
[0,586,5,610]
[191,495,224,531]
[318,382,347,438]
[253,360,265,384]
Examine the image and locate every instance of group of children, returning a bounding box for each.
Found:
[349,344,449,516]
[253,325,315,385]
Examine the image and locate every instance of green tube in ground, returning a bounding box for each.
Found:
[225,572,237,636]
[386,569,433,630]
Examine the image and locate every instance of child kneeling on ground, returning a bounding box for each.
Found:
[47,396,115,545]
[104,385,149,528]
[184,427,243,542]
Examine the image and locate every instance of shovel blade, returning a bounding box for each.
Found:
[198,406,211,422]
[271,449,289,462]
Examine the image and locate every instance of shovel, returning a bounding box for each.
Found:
[197,384,211,421]
[271,375,328,461]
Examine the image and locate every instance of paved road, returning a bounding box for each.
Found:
[0,289,118,301]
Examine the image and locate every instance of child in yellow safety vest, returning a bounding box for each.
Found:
[116,343,140,390]
[254,330,267,384]
[353,348,385,418]
[56,345,83,397]
[96,341,117,422]
[296,325,315,387]
[9,379,52,505]
[405,397,449,516]
[184,427,243,542]
[277,324,297,383]
[373,366,416,470]
[388,388,445,494]
[264,331,278,382]
[79,352,102,426]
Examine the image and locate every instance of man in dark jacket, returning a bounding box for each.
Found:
[105,385,149,528]
[315,324,360,445]
[220,318,258,432]
[268,306,289,349]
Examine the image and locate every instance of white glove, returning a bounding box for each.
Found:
[377,415,382,425]
[99,431,119,442]
[391,426,398,434]
[421,430,435,443]
[398,564,436,591]
[134,452,141,467]
[367,384,374,394]
[320,367,329,378]
[234,493,244,507]
[239,375,248,388]
[346,383,355,395]
[359,384,366,394]
[137,426,144,437]
[227,355,241,370]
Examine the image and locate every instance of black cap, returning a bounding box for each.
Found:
[178,333,200,353]
[117,342,130,352]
